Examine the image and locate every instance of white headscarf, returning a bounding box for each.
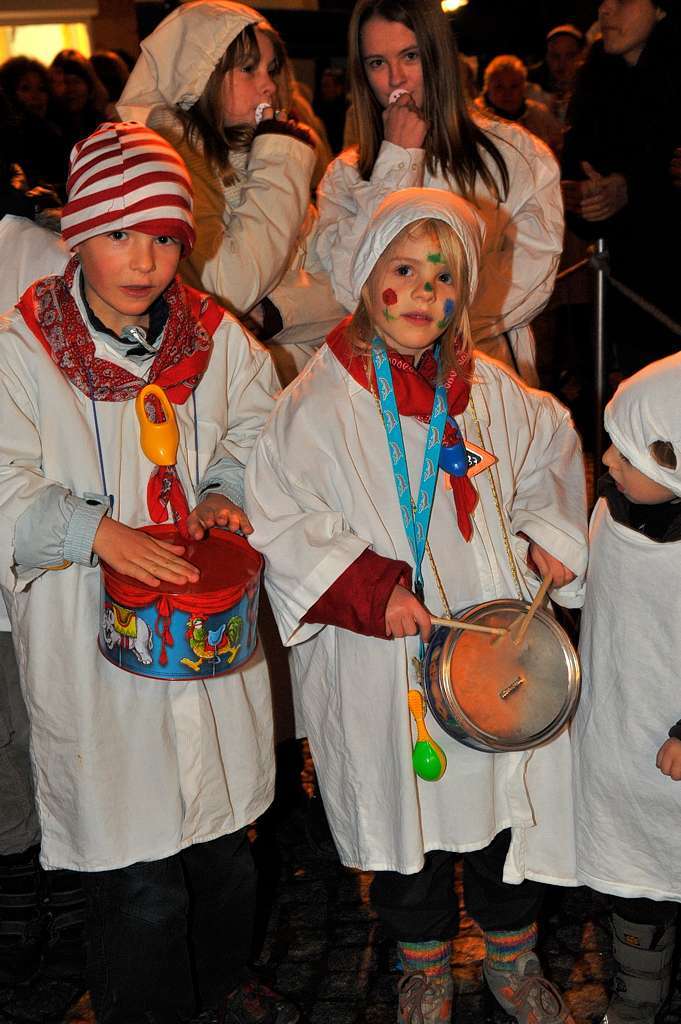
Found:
[117,0,266,123]
[349,187,485,306]
[605,352,681,499]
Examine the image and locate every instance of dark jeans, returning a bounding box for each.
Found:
[370,829,544,942]
[0,632,40,856]
[80,828,256,1024]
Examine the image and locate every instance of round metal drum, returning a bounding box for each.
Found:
[423,599,580,752]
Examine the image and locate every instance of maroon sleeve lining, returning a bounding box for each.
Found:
[301,548,412,638]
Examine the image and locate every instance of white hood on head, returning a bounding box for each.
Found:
[349,187,485,306]
[605,352,681,499]
[117,0,265,123]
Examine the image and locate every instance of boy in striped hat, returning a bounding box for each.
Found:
[0,122,299,1023]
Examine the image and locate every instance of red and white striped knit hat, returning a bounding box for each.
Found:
[61,121,195,255]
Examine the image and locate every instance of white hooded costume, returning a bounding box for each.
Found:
[117,0,345,384]
[573,353,681,901]
[245,189,587,879]
[317,112,563,386]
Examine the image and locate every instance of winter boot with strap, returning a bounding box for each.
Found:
[0,845,42,983]
[601,913,675,1024]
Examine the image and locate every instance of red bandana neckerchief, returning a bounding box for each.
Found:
[16,255,223,404]
[327,318,478,542]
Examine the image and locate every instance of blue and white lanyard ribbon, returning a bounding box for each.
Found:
[371,340,448,606]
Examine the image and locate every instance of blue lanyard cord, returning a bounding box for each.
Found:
[370,341,448,597]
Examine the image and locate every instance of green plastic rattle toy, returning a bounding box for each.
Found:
[407,689,446,782]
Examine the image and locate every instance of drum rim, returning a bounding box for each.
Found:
[424,598,581,752]
[101,523,263,595]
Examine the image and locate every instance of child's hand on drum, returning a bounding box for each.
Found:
[385,584,432,642]
[527,542,576,589]
[93,517,200,587]
[656,738,681,781]
[187,493,253,540]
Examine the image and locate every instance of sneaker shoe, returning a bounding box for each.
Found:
[483,951,575,1024]
[219,979,301,1024]
[397,970,454,1024]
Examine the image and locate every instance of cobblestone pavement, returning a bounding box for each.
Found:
[2,795,681,1024]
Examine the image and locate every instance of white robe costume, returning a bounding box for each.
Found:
[245,191,587,880]
[573,353,681,902]
[317,119,563,386]
[117,0,345,384]
[0,215,68,632]
[0,268,279,871]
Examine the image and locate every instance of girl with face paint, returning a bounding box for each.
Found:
[245,189,588,1024]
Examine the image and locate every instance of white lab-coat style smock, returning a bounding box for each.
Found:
[245,347,587,881]
[317,120,563,384]
[572,353,681,901]
[0,272,279,871]
[117,0,345,383]
[0,216,68,632]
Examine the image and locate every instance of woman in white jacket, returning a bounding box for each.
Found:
[118,0,345,384]
[317,0,564,385]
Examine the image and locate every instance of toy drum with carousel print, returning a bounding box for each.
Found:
[99,525,262,680]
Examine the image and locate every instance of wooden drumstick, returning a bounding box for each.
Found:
[430,615,507,637]
[512,573,552,648]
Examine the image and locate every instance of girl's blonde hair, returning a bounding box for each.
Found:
[348,218,474,380]
[176,22,291,186]
[348,0,508,201]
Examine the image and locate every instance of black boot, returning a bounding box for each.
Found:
[0,844,42,983]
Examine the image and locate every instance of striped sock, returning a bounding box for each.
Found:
[484,921,538,971]
[398,939,452,978]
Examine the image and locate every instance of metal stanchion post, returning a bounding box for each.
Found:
[593,238,607,499]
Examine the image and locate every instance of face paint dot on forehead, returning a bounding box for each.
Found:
[382,288,398,306]
[427,252,444,264]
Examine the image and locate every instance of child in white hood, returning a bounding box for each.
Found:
[572,353,681,1024]
[118,0,345,385]
[245,188,587,1024]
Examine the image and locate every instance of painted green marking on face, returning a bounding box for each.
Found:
[423,281,433,292]
[383,307,398,321]
[426,252,444,264]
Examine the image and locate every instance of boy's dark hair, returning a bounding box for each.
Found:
[649,440,677,470]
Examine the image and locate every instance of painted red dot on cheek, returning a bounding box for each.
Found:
[382,288,398,306]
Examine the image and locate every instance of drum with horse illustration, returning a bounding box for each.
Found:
[99,525,262,680]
